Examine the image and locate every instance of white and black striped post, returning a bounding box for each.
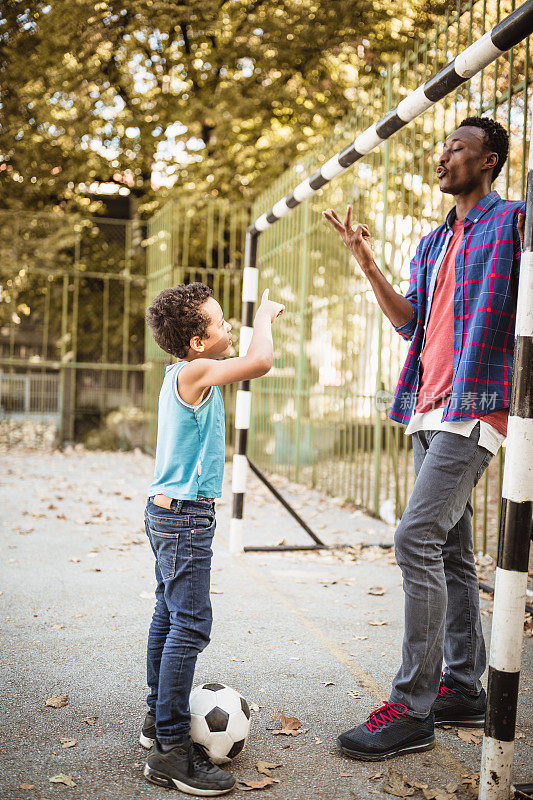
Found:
[229,230,259,553]
[479,121,533,800]
[229,1,533,552]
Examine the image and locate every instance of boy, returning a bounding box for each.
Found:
[140,282,284,794]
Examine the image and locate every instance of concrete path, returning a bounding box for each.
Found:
[1,449,531,800]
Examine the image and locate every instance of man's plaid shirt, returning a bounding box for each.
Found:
[389,191,524,425]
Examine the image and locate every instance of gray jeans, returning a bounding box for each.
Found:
[389,424,493,718]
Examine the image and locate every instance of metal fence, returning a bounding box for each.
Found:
[248,0,531,555]
[144,199,251,453]
[0,211,147,446]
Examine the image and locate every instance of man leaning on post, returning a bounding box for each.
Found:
[323,116,525,761]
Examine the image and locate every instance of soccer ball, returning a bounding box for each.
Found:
[189,683,251,764]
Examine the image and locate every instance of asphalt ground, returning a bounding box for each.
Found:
[1,448,532,800]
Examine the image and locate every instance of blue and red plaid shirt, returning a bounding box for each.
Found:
[390,191,524,425]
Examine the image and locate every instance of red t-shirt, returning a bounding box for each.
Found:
[416,218,508,436]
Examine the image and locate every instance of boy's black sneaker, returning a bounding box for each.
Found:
[337,702,435,761]
[144,737,236,796]
[139,712,156,749]
[433,674,486,727]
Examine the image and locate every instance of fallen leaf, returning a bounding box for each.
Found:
[353,635,368,641]
[367,586,386,596]
[239,776,278,790]
[60,738,77,749]
[18,784,35,790]
[250,702,260,713]
[51,624,65,630]
[231,656,244,662]
[457,728,483,744]
[461,773,480,789]
[445,783,458,793]
[256,761,282,776]
[49,774,76,788]
[45,694,69,709]
[369,620,387,626]
[347,690,363,700]
[340,772,354,778]
[68,557,80,563]
[368,772,384,781]
[321,681,336,687]
[272,713,307,736]
[384,769,415,797]
[83,716,98,725]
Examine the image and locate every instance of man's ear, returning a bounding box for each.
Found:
[484,152,498,174]
[189,335,205,353]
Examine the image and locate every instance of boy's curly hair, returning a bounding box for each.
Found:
[458,116,509,182]
[145,283,213,358]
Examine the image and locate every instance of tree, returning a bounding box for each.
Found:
[0,0,446,216]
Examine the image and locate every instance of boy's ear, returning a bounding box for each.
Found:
[189,335,205,353]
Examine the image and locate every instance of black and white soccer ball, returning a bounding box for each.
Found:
[189,683,251,764]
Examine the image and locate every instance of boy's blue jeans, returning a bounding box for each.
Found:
[144,497,216,745]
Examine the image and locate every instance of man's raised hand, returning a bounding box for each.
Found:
[322,205,375,271]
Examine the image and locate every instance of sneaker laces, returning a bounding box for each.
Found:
[187,740,214,777]
[364,701,408,732]
[438,676,457,697]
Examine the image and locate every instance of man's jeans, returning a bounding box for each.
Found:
[144,497,216,745]
[389,424,493,718]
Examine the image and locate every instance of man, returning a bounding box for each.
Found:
[323,116,525,761]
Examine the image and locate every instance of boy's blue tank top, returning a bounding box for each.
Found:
[148,361,225,499]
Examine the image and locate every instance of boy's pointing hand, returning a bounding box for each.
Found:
[258,288,285,322]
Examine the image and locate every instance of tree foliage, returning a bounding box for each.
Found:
[1,0,446,216]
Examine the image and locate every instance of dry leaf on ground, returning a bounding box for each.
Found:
[60,738,77,749]
[383,769,415,797]
[461,773,480,789]
[369,620,387,626]
[83,716,98,725]
[272,712,307,736]
[45,694,69,709]
[368,772,383,781]
[367,586,386,596]
[18,784,35,790]
[353,635,368,641]
[49,774,76,788]
[321,681,336,687]
[457,728,483,744]
[256,761,282,777]
[239,776,279,790]
[422,790,457,800]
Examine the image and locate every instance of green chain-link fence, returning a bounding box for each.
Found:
[248,0,531,555]
[0,211,147,448]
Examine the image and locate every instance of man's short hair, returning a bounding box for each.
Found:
[145,283,213,358]
[458,116,509,182]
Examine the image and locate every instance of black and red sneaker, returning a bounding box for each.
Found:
[433,674,486,727]
[337,702,435,761]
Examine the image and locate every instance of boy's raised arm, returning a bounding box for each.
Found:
[182,289,284,390]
